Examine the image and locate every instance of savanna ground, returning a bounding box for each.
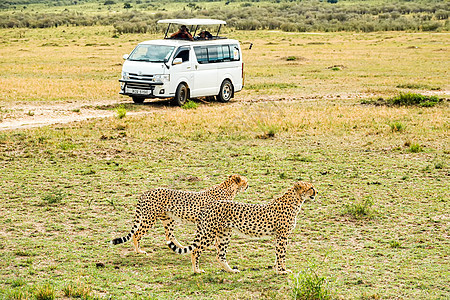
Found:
[0,25,449,299]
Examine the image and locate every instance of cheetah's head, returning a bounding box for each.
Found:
[293,181,317,201]
[229,174,249,192]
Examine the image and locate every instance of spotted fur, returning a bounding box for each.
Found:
[167,181,317,274]
[111,175,248,254]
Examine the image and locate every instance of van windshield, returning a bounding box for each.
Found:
[128,45,175,62]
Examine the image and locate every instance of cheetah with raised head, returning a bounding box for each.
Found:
[111,175,248,254]
[167,181,317,274]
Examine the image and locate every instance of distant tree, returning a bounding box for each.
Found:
[123,3,132,9]
[104,0,115,5]
[327,0,338,3]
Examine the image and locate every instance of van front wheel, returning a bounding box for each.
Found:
[216,79,233,103]
[132,96,145,104]
[173,83,188,106]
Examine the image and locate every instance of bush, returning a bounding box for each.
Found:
[389,93,441,107]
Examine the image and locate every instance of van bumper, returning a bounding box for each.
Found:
[119,79,166,98]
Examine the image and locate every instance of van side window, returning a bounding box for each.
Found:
[194,47,208,64]
[194,44,240,64]
[174,47,190,63]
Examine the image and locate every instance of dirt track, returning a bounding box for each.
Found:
[1,91,447,131]
[0,99,166,131]
[0,96,298,131]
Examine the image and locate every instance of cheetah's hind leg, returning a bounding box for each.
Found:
[132,217,156,254]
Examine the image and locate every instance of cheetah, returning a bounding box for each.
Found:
[110,175,248,254]
[167,181,317,274]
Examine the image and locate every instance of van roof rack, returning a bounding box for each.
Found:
[157,19,227,40]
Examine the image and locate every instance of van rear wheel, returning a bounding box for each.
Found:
[173,83,188,106]
[216,79,233,103]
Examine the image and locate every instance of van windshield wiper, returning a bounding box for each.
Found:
[129,58,164,62]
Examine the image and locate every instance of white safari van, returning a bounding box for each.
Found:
[119,19,243,106]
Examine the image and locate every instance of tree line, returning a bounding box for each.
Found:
[1,1,448,33]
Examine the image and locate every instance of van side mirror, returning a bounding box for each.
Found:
[173,58,183,65]
[123,54,129,60]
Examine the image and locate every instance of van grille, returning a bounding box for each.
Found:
[125,73,156,90]
[128,73,154,81]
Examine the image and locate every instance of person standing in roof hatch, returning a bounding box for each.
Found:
[170,25,194,41]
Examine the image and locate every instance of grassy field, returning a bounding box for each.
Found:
[0,26,449,299]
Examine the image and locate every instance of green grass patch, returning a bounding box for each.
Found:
[343,196,377,219]
[291,267,333,300]
[362,93,444,107]
[181,100,199,110]
[388,121,405,133]
[116,105,127,119]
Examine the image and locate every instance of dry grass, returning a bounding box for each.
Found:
[0,27,448,104]
[0,26,449,300]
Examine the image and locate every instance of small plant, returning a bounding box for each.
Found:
[116,105,127,119]
[63,282,93,299]
[287,56,297,61]
[291,267,333,300]
[408,143,423,153]
[27,111,34,116]
[389,240,401,248]
[181,100,198,110]
[34,283,55,300]
[10,277,27,287]
[343,196,376,219]
[42,189,65,205]
[6,289,29,300]
[388,121,405,132]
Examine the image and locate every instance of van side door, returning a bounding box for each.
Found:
[192,45,219,98]
[170,46,193,96]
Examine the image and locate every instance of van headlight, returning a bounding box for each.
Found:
[122,72,130,80]
[154,74,170,82]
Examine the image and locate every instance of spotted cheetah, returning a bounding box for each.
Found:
[111,175,248,254]
[167,181,317,274]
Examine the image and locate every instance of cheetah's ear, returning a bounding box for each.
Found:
[293,181,307,193]
[229,174,241,184]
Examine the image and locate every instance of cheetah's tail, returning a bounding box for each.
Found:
[167,241,196,255]
[110,219,141,245]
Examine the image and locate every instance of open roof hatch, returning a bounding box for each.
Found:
[157,19,227,40]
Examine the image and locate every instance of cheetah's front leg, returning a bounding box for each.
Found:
[215,229,239,273]
[275,235,292,275]
[160,215,184,248]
